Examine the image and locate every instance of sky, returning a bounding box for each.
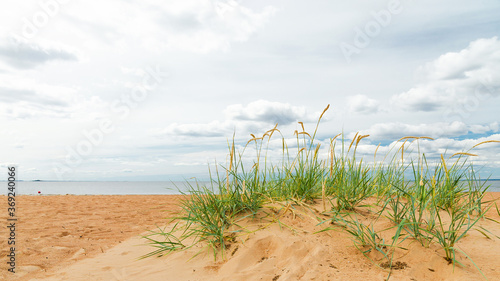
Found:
[1,0,500,181]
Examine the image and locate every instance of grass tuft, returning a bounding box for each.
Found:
[143,105,499,279]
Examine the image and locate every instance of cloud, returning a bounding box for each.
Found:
[469,122,499,134]
[0,87,68,107]
[0,85,75,119]
[0,38,78,69]
[489,122,500,133]
[412,134,500,162]
[0,82,108,120]
[416,37,499,81]
[165,121,227,138]
[61,0,277,54]
[348,133,500,171]
[347,94,380,114]
[153,1,277,53]
[158,100,314,138]
[359,121,471,140]
[391,37,500,112]
[225,100,312,125]
[356,121,499,142]
[391,84,448,112]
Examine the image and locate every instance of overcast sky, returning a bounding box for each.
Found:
[1,0,500,181]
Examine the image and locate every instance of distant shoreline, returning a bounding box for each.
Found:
[1,179,499,182]
[3,180,500,196]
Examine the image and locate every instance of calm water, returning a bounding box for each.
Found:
[3,180,500,195]
[487,180,500,191]
[4,181,207,195]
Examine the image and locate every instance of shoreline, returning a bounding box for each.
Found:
[12,190,500,195]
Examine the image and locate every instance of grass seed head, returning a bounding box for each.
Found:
[472,140,500,149]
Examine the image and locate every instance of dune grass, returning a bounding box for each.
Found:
[143,105,499,279]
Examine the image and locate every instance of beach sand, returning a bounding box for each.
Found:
[0,195,185,281]
[1,193,499,281]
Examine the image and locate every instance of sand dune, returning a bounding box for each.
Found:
[1,194,499,281]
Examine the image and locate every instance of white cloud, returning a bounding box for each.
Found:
[416,134,500,160]
[359,121,469,140]
[0,78,108,120]
[60,0,277,54]
[347,94,380,114]
[348,134,500,173]
[417,37,500,81]
[164,120,228,137]
[469,122,499,134]
[158,1,277,53]
[0,85,72,119]
[355,121,500,142]
[489,122,500,133]
[391,37,500,112]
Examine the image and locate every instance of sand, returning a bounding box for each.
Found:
[0,195,185,281]
[1,193,499,281]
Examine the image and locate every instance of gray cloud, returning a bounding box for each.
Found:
[0,39,77,69]
[157,12,203,32]
[0,87,68,107]
[159,100,316,138]
[404,100,442,112]
[225,100,311,125]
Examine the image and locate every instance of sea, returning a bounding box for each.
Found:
[3,179,500,195]
[4,181,208,195]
